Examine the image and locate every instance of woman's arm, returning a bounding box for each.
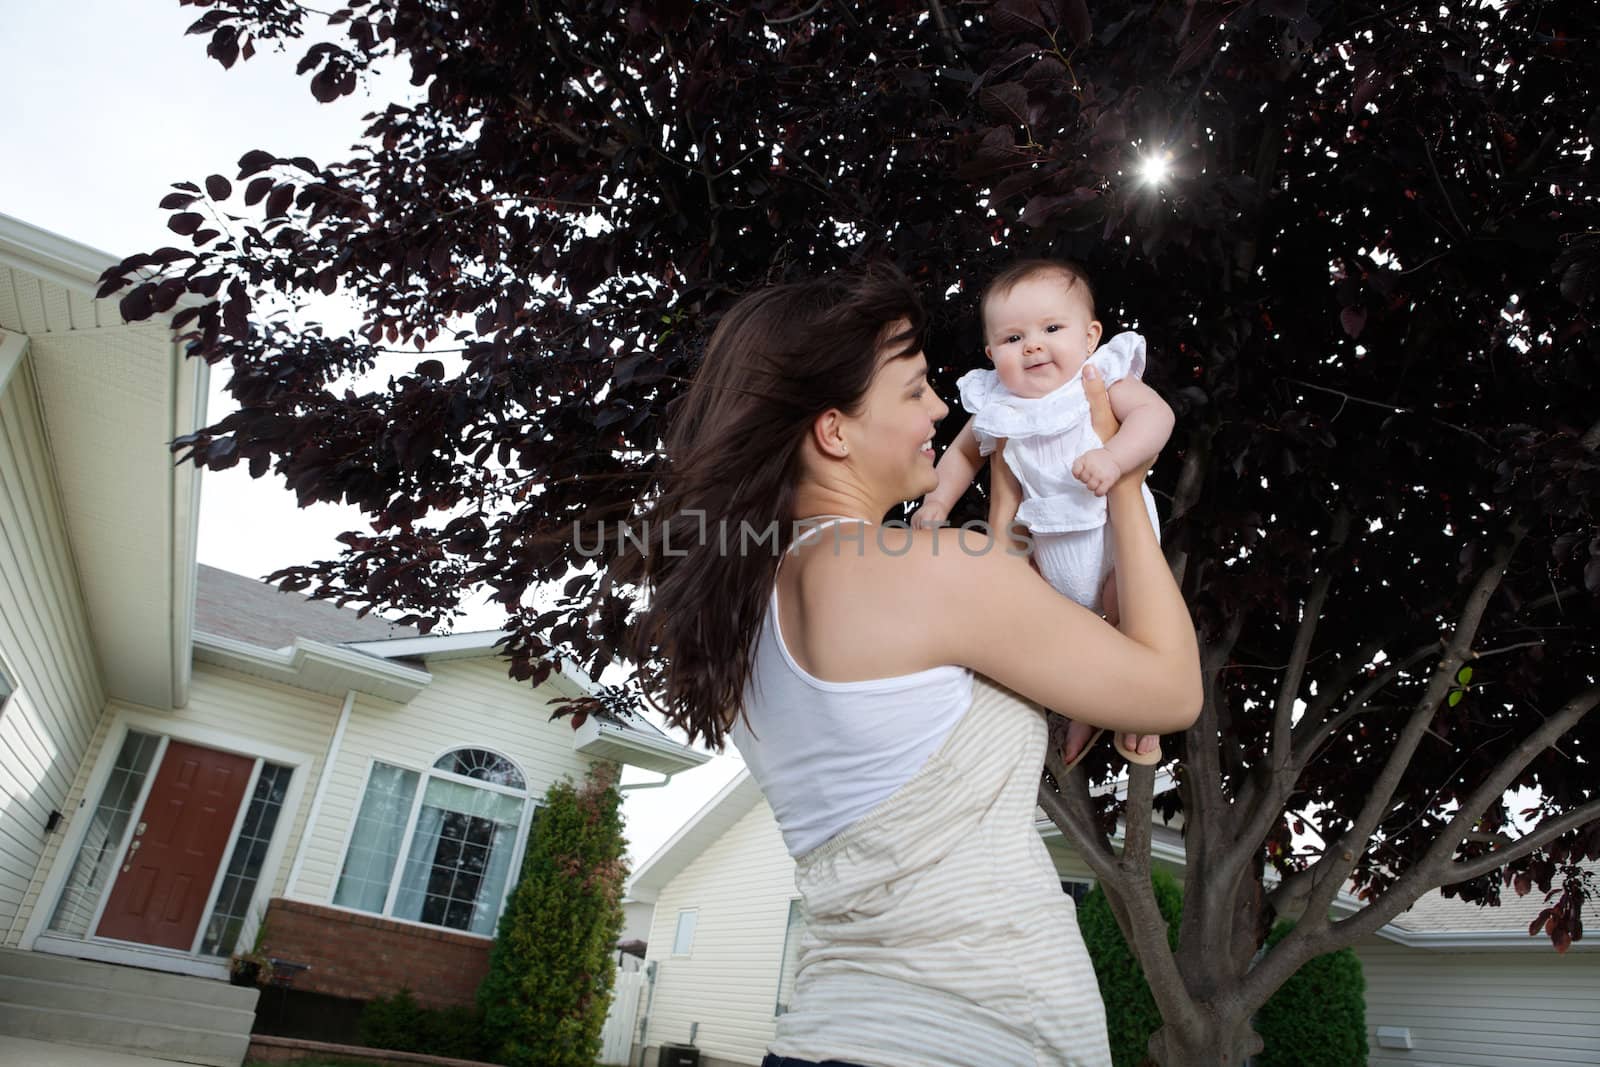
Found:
[913,419,985,528]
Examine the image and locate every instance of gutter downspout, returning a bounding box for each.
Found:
[619,772,677,793]
[284,689,356,897]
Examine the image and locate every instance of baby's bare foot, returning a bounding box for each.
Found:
[1061,719,1099,765]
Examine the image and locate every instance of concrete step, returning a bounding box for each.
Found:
[0,974,257,1032]
[0,1002,250,1067]
[0,950,256,1011]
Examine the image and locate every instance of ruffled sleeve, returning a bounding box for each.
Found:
[956,368,998,415]
[1089,331,1147,386]
[956,369,1004,455]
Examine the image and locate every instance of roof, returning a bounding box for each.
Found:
[1386,860,1600,935]
[195,565,707,774]
[627,771,762,902]
[196,564,421,648]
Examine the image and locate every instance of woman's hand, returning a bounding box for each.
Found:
[1083,365,1153,485]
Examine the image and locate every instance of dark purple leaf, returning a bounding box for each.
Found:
[205,175,233,201]
[265,183,295,218]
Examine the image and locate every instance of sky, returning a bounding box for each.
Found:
[0,0,743,867]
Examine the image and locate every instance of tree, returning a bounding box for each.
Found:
[105,2,1598,1063]
[478,763,628,1067]
[1078,871,1183,1067]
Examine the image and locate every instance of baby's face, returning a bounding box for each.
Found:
[983,274,1103,398]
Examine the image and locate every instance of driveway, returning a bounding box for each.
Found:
[0,1034,201,1065]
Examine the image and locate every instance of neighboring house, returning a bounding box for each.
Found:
[0,213,707,1065]
[624,770,1600,1067]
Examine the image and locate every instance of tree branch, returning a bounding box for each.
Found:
[1288,643,1436,771]
[1447,799,1600,886]
[1186,612,1246,845]
[1295,530,1523,931]
[1229,510,1351,864]
[1423,683,1600,874]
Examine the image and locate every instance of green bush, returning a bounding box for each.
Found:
[358,988,488,1060]
[478,762,628,1067]
[1077,870,1184,1067]
[358,988,424,1053]
[1255,921,1367,1067]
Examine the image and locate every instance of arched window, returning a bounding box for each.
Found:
[333,747,532,936]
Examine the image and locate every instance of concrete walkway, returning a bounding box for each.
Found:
[0,1034,200,1065]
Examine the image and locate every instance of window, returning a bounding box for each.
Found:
[775,899,805,1015]
[49,730,162,937]
[672,909,698,956]
[201,762,293,956]
[1061,879,1094,906]
[333,748,531,936]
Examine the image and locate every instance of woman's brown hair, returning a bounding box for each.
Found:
[617,263,925,749]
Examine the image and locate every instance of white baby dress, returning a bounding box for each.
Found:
[957,330,1162,611]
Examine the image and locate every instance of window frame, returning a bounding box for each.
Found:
[671,907,699,957]
[0,658,14,717]
[330,748,535,939]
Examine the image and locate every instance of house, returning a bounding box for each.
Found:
[623,770,1600,1067]
[0,212,707,1065]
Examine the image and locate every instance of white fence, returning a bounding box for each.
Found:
[599,969,647,1065]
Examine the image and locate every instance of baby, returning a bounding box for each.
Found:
[915,259,1173,767]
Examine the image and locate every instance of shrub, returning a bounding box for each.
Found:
[358,988,424,1053]
[1255,921,1367,1067]
[478,762,628,1067]
[1077,870,1184,1067]
[358,989,488,1060]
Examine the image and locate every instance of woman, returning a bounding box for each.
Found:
[622,265,1201,1067]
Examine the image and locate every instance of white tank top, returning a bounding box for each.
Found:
[728,518,974,856]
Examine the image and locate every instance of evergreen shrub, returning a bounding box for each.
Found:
[478,762,628,1067]
[1254,921,1367,1067]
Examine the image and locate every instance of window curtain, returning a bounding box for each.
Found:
[392,776,522,931]
[391,803,446,923]
[470,816,520,935]
[333,763,419,913]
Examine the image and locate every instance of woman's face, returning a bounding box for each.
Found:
[842,323,949,503]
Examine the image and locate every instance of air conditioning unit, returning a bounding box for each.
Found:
[659,1045,701,1067]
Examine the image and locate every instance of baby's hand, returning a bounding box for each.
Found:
[912,497,952,530]
[1072,448,1122,496]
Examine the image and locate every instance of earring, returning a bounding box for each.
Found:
[840,445,849,456]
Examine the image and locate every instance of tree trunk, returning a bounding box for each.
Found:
[1149,1009,1264,1067]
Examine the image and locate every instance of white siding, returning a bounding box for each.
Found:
[1355,938,1600,1066]
[289,657,598,904]
[643,797,797,1066]
[0,355,105,944]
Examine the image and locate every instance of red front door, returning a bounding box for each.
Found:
[96,740,254,950]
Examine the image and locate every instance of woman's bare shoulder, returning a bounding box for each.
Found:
[799,523,1038,644]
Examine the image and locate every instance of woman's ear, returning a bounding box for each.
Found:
[810,408,851,459]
